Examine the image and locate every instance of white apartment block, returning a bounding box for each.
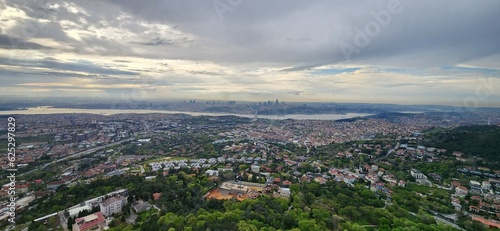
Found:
[99,196,127,217]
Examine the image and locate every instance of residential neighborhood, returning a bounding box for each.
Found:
[0,111,499,230]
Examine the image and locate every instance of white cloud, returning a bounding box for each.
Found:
[0,0,499,107]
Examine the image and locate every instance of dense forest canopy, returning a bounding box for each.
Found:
[425,125,500,168]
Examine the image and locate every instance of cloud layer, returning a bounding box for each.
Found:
[1,0,499,106]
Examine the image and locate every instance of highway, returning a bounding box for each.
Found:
[19,137,135,177]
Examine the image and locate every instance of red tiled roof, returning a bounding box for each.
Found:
[153,192,162,200]
[315,177,327,183]
[47,181,65,185]
[33,191,50,197]
[471,196,483,201]
[75,212,105,231]
[471,215,500,228]
[451,181,461,187]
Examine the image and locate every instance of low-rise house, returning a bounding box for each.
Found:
[482,181,491,191]
[382,175,397,184]
[479,201,493,210]
[470,180,483,193]
[46,181,65,190]
[72,212,106,231]
[33,190,51,199]
[251,165,260,173]
[132,200,152,213]
[300,175,311,183]
[365,174,379,184]
[16,183,29,193]
[205,170,219,177]
[471,195,483,202]
[343,175,357,184]
[451,197,462,211]
[277,188,291,197]
[469,206,480,213]
[456,186,468,197]
[429,173,442,181]
[471,215,500,229]
[410,169,426,179]
[314,177,327,185]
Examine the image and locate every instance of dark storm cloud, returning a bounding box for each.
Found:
[0,34,51,50]
[104,0,500,67]
[3,0,500,67]
[133,37,175,46]
[5,0,497,68]
[0,57,138,76]
[48,59,136,76]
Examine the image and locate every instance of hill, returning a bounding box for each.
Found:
[426,125,500,167]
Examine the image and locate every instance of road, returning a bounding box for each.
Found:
[58,211,68,231]
[374,148,395,161]
[372,142,398,161]
[19,137,135,176]
[300,140,310,154]
[409,211,465,231]
[433,215,464,230]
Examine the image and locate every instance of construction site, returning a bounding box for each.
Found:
[205,181,267,201]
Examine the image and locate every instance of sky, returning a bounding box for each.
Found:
[0,0,499,106]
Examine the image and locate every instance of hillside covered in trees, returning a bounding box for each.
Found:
[106,174,462,231]
[425,125,500,168]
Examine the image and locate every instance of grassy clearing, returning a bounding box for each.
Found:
[142,156,189,165]
[406,183,448,195]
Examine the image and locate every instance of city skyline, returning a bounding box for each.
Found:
[1,0,500,106]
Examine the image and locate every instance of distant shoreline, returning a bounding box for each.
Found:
[0,106,373,121]
[0,108,27,111]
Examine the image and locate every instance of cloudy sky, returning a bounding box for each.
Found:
[1,0,499,106]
